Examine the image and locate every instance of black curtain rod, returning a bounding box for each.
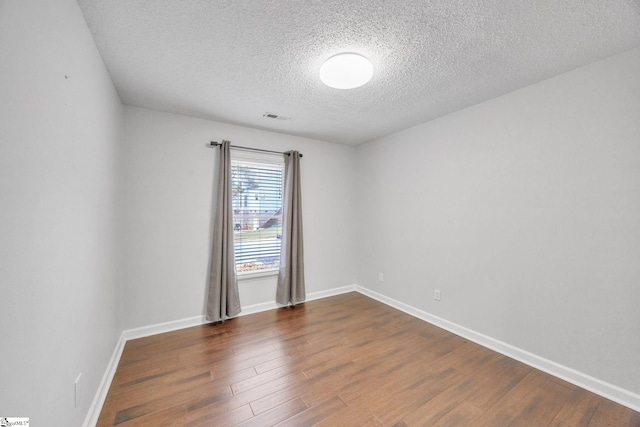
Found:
[209,141,303,157]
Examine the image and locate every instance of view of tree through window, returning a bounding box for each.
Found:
[231,158,284,274]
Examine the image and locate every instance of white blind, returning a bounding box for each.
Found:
[231,156,284,274]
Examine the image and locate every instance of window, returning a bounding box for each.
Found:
[231,152,284,275]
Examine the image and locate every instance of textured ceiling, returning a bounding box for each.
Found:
[77,0,640,145]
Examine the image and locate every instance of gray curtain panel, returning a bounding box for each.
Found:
[276,151,306,306]
[206,140,241,321]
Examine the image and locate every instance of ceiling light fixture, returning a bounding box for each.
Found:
[320,53,373,89]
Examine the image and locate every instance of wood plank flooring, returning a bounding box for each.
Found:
[97,292,640,426]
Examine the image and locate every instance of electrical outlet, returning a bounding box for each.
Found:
[434,289,441,301]
[74,373,82,408]
[378,273,384,282]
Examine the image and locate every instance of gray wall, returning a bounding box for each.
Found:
[356,48,640,393]
[0,0,124,423]
[121,106,358,329]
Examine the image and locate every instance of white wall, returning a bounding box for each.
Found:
[0,0,124,424]
[122,106,357,329]
[356,48,640,394]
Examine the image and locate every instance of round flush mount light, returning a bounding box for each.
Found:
[320,53,373,89]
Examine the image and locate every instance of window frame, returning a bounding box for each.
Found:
[230,149,285,279]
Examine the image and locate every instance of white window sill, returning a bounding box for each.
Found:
[238,269,279,281]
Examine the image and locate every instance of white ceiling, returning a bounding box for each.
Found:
[77,0,640,145]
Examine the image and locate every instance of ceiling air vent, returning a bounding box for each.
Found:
[263,112,291,120]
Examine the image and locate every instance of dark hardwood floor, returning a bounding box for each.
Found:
[97,292,640,426]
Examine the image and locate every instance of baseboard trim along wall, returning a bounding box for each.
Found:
[239,285,358,317]
[83,284,638,425]
[83,332,127,427]
[355,286,640,414]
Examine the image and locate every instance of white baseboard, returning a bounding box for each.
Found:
[122,315,208,341]
[82,332,126,427]
[84,283,639,425]
[355,285,640,413]
[240,285,357,316]
[305,285,357,303]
